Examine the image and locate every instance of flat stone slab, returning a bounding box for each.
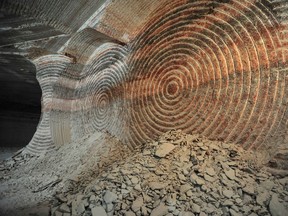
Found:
[155,143,175,158]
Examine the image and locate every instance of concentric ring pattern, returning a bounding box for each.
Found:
[125,0,288,151]
[70,43,129,141]
[26,55,72,154]
[48,28,129,148]
[25,0,288,164]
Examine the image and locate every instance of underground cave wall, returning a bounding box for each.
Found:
[0,0,107,34]
[124,0,288,153]
[15,1,288,169]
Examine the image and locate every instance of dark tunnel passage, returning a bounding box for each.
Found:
[0,54,41,160]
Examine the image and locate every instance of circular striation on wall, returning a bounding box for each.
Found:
[125,0,288,151]
[26,55,72,154]
[45,29,130,147]
[22,0,288,168]
[76,43,129,138]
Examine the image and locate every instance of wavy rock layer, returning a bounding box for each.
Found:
[20,1,288,169]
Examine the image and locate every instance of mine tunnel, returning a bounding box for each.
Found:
[0,0,287,216]
[0,54,41,160]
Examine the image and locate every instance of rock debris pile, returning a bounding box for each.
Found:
[51,130,288,216]
[0,132,132,215]
[0,149,35,180]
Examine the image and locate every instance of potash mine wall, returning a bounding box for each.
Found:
[2,0,288,170]
[0,0,107,34]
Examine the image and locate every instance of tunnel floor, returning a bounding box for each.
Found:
[0,130,287,216]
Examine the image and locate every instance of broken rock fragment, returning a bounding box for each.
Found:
[45,130,288,216]
[149,181,167,190]
[269,194,287,216]
[205,167,216,176]
[91,206,107,216]
[224,168,236,180]
[256,191,270,206]
[150,203,169,216]
[223,189,234,198]
[103,190,117,204]
[191,203,201,213]
[131,196,143,213]
[155,143,176,158]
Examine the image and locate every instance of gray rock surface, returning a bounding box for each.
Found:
[269,194,287,216]
[103,191,117,204]
[131,196,143,213]
[150,203,169,216]
[43,130,288,216]
[91,206,107,216]
[155,143,175,158]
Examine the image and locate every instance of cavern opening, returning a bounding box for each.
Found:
[0,54,41,160]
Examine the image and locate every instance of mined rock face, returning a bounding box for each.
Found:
[1,1,288,170]
[0,0,107,34]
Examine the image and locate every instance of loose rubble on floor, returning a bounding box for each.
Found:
[0,130,287,216]
[0,132,132,216]
[47,130,288,216]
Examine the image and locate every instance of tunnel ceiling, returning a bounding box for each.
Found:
[1,0,287,170]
